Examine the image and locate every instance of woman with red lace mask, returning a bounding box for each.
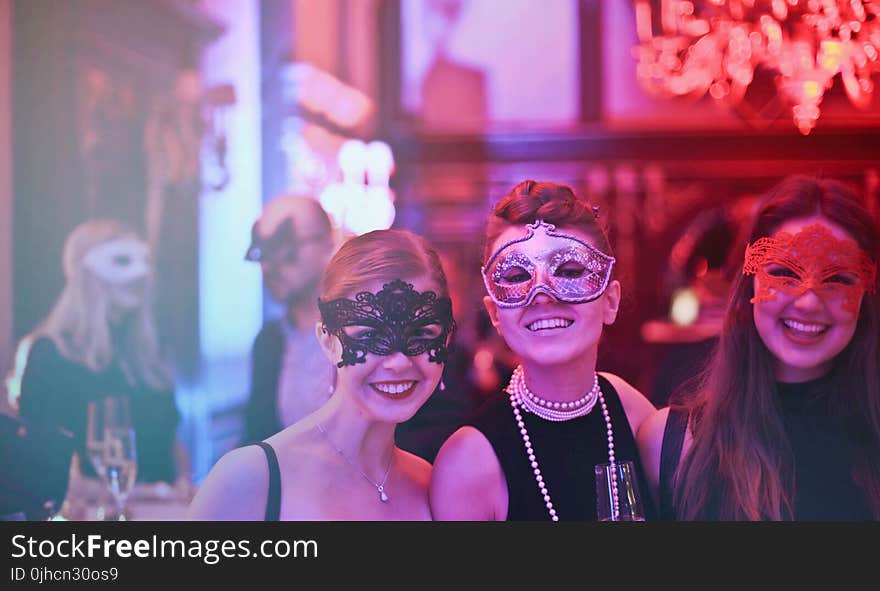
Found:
[638,175,880,520]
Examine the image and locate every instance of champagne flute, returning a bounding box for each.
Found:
[84,399,112,519]
[595,460,646,521]
[86,400,108,479]
[102,397,138,521]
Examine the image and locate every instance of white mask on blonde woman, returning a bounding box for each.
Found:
[83,238,151,285]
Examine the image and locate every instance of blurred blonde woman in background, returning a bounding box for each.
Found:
[16,219,192,497]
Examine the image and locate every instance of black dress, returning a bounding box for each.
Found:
[777,377,873,520]
[469,375,656,521]
[659,374,874,520]
[18,337,180,483]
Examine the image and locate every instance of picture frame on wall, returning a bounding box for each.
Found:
[381,0,602,134]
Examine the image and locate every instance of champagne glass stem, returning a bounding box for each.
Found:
[109,471,127,520]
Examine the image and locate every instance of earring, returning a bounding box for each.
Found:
[439,380,446,391]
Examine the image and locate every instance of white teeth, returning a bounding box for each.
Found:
[782,319,828,334]
[527,318,573,331]
[372,381,416,394]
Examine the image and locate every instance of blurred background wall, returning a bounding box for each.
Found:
[0,0,11,389]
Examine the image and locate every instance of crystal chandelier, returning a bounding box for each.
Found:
[632,1,880,134]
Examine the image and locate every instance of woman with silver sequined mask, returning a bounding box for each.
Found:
[190,229,455,520]
[430,180,656,521]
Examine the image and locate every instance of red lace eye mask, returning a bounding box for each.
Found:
[743,224,877,314]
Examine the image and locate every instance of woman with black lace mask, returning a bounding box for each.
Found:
[189,229,454,520]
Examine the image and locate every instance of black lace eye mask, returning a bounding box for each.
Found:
[318,279,456,368]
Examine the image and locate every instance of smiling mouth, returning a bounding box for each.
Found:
[526,317,574,332]
[370,380,418,399]
[781,318,830,340]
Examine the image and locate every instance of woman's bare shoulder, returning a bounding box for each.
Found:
[636,406,671,495]
[429,426,506,520]
[598,371,656,431]
[395,448,433,489]
[432,426,497,470]
[187,444,269,521]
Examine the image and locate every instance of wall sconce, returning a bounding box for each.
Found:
[278,61,372,129]
[276,60,374,196]
[320,139,396,235]
[144,69,236,252]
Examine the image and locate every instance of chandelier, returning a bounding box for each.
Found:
[632,1,880,134]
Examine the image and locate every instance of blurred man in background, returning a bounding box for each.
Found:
[242,195,336,443]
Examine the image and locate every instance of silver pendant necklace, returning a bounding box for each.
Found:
[316,423,392,502]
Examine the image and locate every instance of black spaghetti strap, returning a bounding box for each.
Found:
[254,442,281,521]
[658,407,689,520]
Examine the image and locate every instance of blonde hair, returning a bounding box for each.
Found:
[322,229,449,300]
[33,219,171,391]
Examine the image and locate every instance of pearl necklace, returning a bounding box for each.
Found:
[514,366,600,421]
[507,365,617,521]
[316,423,392,502]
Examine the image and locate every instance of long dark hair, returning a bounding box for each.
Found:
[674,175,880,520]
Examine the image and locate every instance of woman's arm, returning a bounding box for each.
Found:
[429,426,506,521]
[18,338,70,425]
[187,445,269,521]
[598,372,656,436]
[635,407,670,508]
[171,439,196,501]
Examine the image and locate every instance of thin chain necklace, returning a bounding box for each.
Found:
[507,365,617,521]
[316,423,392,502]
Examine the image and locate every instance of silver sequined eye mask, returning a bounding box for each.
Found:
[481,220,615,308]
